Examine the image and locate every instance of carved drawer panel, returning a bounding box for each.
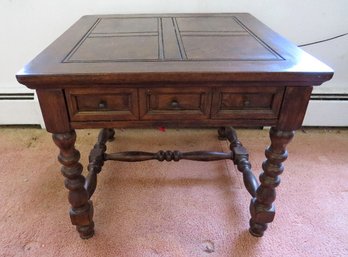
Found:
[139,87,212,120]
[65,88,139,121]
[211,86,285,120]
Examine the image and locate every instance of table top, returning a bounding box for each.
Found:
[16,13,333,88]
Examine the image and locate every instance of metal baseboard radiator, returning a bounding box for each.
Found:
[304,94,348,126]
[0,92,43,125]
[310,93,348,101]
[0,93,34,100]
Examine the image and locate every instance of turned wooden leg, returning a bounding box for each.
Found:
[52,131,94,239]
[217,127,259,197]
[217,127,226,140]
[249,127,294,237]
[107,128,115,142]
[86,128,115,198]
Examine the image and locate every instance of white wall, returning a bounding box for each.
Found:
[1,0,347,92]
[0,1,347,125]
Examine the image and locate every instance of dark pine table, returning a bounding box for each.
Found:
[16,13,333,239]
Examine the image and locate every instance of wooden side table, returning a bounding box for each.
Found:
[16,13,333,239]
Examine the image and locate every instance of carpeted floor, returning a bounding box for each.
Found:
[0,127,347,257]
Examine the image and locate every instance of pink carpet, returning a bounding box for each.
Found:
[0,127,347,257]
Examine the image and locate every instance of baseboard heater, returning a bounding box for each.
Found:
[0,93,34,100]
[0,93,347,126]
[304,93,348,126]
[0,92,43,125]
[310,93,348,101]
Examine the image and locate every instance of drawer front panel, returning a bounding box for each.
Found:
[211,86,285,120]
[139,87,211,120]
[65,88,139,121]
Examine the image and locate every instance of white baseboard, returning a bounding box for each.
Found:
[303,100,348,126]
[0,99,44,126]
[0,90,45,127]
[0,93,347,127]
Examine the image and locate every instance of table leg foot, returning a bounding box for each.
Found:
[249,127,294,237]
[53,131,95,239]
[78,225,95,239]
[249,219,267,237]
[76,220,95,239]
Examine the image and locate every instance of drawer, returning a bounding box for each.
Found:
[139,87,212,120]
[65,88,139,121]
[211,86,285,120]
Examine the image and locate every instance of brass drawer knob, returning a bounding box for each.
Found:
[98,100,107,109]
[171,100,180,108]
[243,98,251,106]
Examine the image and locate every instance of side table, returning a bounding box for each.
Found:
[16,13,333,239]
